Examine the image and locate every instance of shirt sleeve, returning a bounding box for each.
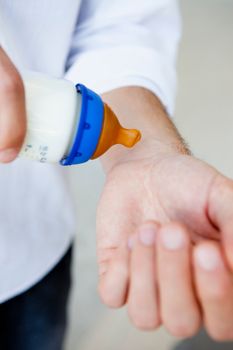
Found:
[65,0,181,116]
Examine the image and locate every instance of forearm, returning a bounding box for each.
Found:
[101,87,190,173]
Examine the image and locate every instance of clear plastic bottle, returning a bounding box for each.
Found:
[20,72,141,166]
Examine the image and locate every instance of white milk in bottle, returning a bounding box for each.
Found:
[19,72,141,166]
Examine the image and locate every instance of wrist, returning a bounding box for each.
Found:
[100,136,190,174]
[99,86,190,174]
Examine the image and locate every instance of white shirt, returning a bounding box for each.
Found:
[0,0,181,302]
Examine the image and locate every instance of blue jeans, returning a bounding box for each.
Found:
[0,246,72,350]
[174,329,233,350]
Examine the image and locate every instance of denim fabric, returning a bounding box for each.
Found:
[0,246,72,350]
[174,329,233,350]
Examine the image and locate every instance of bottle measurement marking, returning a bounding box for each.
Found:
[23,144,49,162]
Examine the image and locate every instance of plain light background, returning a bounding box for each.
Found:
[65,1,233,349]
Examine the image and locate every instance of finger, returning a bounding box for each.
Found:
[207,175,233,270]
[157,222,201,338]
[127,222,160,330]
[98,243,129,308]
[97,179,142,308]
[194,241,233,341]
[0,48,26,161]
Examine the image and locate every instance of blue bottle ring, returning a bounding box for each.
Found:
[60,84,104,166]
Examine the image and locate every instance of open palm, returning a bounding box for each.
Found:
[96,152,233,307]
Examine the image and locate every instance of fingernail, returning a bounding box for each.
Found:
[0,148,18,163]
[160,227,185,250]
[139,226,156,246]
[195,246,223,271]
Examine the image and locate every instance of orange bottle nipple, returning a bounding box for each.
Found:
[91,104,141,159]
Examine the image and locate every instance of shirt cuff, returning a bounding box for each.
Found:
[65,46,177,116]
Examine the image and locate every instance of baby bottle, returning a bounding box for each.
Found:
[19,72,141,166]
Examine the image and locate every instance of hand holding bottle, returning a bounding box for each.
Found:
[0,47,26,162]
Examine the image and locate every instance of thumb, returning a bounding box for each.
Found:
[0,47,26,162]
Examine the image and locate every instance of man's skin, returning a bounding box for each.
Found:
[2,47,233,341]
[0,49,26,161]
[99,89,233,340]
